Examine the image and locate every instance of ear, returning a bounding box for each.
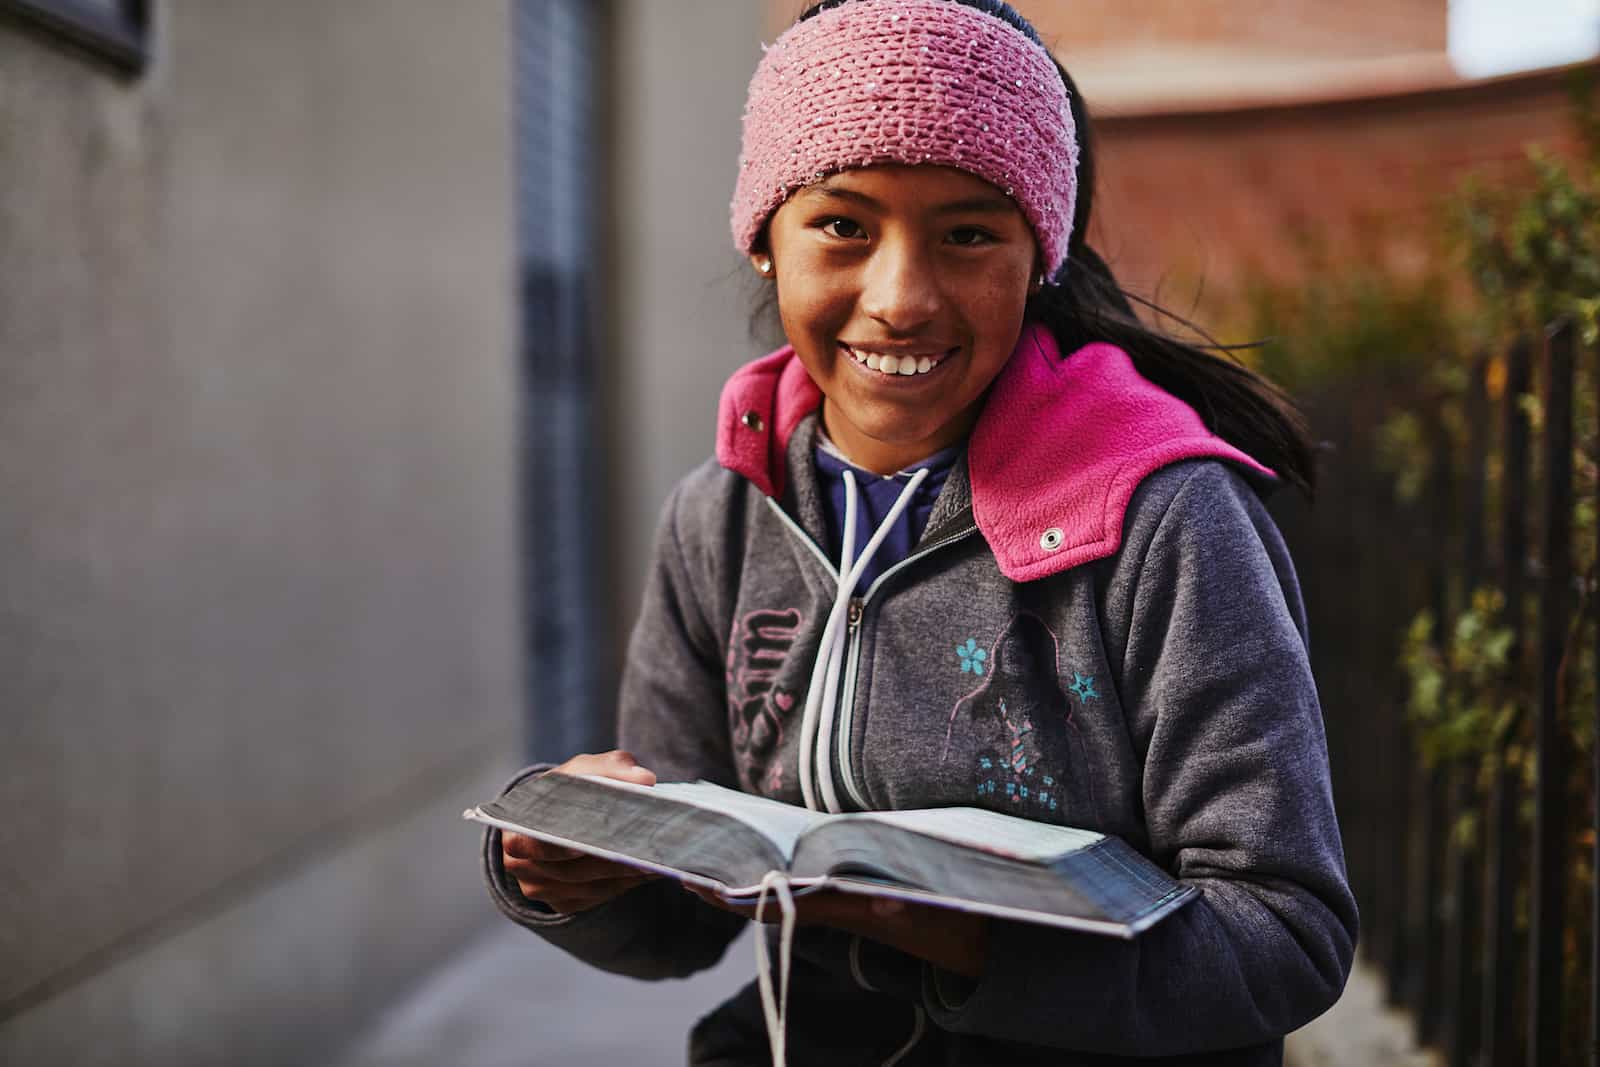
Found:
[749,252,774,277]
[1027,258,1046,295]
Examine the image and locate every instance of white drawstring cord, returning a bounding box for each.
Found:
[773,466,928,1062]
[803,468,929,813]
[799,474,856,812]
[753,871,797,1067]
[880,1006,927,1067]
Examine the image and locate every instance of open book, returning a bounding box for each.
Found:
[465,773,1196,939]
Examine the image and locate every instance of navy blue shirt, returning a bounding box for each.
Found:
[814,438,959,594]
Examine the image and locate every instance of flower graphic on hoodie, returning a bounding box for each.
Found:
[942,613,1100,825]
[957,638,987,675]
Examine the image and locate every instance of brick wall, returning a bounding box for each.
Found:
[765,1,1447,57]
[1086,62,1594,334]
[1016,0,1446,58]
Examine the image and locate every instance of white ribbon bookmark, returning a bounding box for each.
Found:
[753,871,797,1067]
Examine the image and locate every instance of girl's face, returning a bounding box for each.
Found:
[759,164,1037,475]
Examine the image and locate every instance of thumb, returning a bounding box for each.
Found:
[605,750,658,786]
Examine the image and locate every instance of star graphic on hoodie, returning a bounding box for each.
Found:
[1068,672,1099,702]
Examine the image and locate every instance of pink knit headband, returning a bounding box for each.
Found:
[731,0,1079,276]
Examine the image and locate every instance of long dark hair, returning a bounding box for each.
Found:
[792,0,1317,496]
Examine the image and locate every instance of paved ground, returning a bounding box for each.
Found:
[334,925,755,1067]
[1284,955,1442,1067]
[337,931,1437,1067]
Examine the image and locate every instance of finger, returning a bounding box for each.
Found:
[686,885,814,926]
[504,854,641,885]
[502,833,581,861]
[599,750,657,786]
[537,846,603,863]
[684,884,742,908]
[523,855,652,884]
[566,749,656,786]
[522,874,653,913]
[683,885,759,920]
[503,854,561,879]
[515,872,648,902]
[559,750,657,784]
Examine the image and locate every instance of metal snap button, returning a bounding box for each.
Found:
[1040,527,1064,551]
[741,410,765,432]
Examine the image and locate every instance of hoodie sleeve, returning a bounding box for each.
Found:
[479,474,749,979]
[921,461,1358,1057]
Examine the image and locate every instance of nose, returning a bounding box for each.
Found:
[858,234,941,333]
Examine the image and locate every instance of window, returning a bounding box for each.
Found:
[0,0,150,75]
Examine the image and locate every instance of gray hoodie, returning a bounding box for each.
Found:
[483,332,1357,1064]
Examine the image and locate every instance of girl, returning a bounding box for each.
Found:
[485,1,1357,1063]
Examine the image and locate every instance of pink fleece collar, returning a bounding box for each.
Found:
[715,324,1274,581]
[715,346,823,501]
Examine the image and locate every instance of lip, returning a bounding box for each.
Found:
[839,342,959,380]
[840,341,958,358]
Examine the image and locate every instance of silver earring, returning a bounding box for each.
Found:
[758,259,773,275]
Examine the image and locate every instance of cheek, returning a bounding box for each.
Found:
[970,259,1033,334]
[767,211,849,342]
[776,274,852,341]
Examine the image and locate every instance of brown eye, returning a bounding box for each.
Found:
[822,217,866,239]
[948,226,995,247]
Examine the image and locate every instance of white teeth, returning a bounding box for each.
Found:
[847,346,945,376]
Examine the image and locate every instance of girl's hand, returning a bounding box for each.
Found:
[686,885,989,978]
[501,750,659,914]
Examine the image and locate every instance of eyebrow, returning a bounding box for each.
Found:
[805,182,1016,216]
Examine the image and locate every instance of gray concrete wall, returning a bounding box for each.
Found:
[0,1,520,1062]
[603,0,771,641]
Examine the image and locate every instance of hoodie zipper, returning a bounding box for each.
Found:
[764,498,978,811]
[833,524,977,809]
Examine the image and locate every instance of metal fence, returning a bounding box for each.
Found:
[1286,320,1597,1065]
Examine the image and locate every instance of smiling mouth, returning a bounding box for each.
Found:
[840,343,955,377]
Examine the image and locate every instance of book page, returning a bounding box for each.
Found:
[588,777,829,862]
[845,806,1102,863]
